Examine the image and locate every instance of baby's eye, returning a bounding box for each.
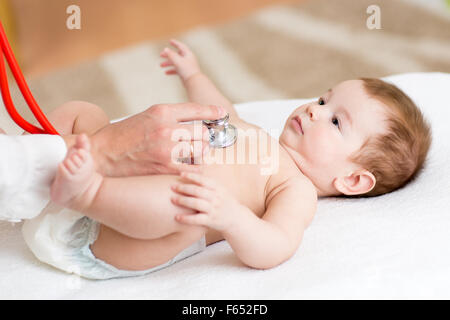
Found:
[332,116,340,129]
[318,97,325,105]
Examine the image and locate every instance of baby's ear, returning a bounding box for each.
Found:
[333,169,376,196]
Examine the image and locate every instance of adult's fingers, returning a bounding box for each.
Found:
[169,139,210,162]
[167,103,225,122]
[167,161,205,174]
[166,139,209,171]
[171,122,210,142]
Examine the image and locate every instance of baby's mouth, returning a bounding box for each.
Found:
[291,116,304,135]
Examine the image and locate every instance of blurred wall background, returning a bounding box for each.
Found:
[0,0,449,133]
[3,0,298,78]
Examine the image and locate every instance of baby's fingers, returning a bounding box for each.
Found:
[160,58,177,75]
[161,47,181,63]
[171,183,212,200]
[171,194,210,212]
[169,39,190,56]
[160,60,173,67]
[175,213,209,227]
[180,172,216,190]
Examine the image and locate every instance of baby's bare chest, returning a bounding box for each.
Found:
[201,158,269,217]
[201,122,301,217]
[199,121,303,245]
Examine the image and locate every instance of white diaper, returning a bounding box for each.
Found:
[22,202,206,280]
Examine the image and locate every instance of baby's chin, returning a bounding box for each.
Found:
[279,126,290,143]
[278,128,297,156]
[280,118,299,140]
[281,117,294,133]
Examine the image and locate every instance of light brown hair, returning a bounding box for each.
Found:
[347,78,432,197]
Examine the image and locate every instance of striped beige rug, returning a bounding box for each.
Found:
[1,0,449,134]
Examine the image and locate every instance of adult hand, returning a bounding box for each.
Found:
[89,102,225,177]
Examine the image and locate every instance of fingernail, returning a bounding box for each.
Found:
[213,105,225,117]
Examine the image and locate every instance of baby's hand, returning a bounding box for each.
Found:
[160,39,201,82]
[171,172,241,232]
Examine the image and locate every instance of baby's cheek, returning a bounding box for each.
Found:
[305,132,338,165]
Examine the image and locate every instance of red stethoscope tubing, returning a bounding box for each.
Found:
[0,21,59,135]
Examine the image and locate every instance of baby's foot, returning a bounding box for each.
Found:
[51,134,103,211]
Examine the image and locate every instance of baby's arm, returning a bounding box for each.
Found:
[227,177,316,269]
[172,173,317,269]
[160,39,240,121]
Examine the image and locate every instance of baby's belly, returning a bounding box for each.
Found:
[198,142,279,243]
[200,160,270,245]
[202,163,268,213]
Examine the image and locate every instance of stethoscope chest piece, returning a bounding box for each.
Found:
[203,113,237,148]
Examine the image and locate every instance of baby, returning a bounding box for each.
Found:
[24,40,431,279]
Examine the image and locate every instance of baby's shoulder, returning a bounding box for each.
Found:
[234,118,270,134]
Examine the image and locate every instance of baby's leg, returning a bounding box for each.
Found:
[51,135,203,240]
[46,100,110,135]
[90,223,206,271]
[84,174,202,240]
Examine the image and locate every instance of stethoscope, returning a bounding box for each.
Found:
[0,21,237,149]
[203,113,237,148]
[0,21,59,135]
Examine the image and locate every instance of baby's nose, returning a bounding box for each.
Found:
[307,105,318,121]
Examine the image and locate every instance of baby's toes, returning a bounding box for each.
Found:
[57,162,72,178]
[78,149,94,167]
[71,153,84,168]
[76,134,91,152]
[77,148,90,162]
[64,157,79,174]
[65,147,78,161]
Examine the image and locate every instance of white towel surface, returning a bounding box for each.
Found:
[0,72,449,299]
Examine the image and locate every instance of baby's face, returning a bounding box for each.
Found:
[279,79,388,196]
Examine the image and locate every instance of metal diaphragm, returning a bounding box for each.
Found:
[203,113,238,148]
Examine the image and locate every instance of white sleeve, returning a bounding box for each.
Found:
[0,134,67,222]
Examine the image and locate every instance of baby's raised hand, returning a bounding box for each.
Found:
[160,39,201,82]
[171,172,241,232]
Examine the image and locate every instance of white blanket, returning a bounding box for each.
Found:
[0,72,449,299]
